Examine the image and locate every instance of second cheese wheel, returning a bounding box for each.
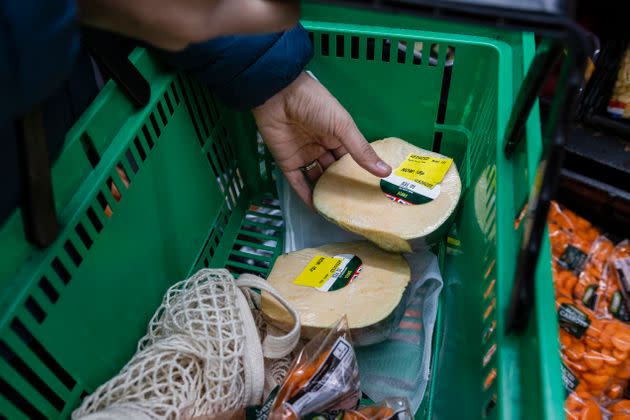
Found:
[313,137,462,253]
[261,241,411,346]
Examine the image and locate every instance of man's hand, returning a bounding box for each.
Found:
[253,72,392,208]
[78,0,300,51]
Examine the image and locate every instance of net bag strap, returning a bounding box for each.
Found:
[236,274,301,359]
[235,287,265,405]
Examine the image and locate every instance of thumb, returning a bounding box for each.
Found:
[335,118,391,178]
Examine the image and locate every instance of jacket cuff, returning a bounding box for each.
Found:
[217,24,313,109]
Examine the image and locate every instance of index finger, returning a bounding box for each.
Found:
[335,118,391,178]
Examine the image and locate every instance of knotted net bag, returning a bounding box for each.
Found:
[73,269,300,420]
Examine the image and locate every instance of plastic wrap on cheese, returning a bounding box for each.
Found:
[313,138,461,253]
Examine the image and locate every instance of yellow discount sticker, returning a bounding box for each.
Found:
[293,255,343,288]
[395,153,453,188]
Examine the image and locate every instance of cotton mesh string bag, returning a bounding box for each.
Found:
[73,269,300,420]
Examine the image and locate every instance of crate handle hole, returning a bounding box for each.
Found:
[381,39,391,62]
[413,42,423,65]
[321,33,330,56]
[429,43,440,66]
[351,36,359,59]
[397,40,406,64]
[366,37,375,61]
[335,34,345,57]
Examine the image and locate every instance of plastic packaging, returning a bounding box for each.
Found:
[557,302,630,400]
[549,202,630,416]
[268,316,360,420]
[277,174,442,413]
[564,391,604,419]
[302,398,412,420]
[607,47,630,119]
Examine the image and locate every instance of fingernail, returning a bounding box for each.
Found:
[376,161,391,173]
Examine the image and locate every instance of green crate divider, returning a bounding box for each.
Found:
[0,5,562,420]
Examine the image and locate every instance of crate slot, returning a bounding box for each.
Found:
[86,206,103,234]
[177,76,204,147]
[234,239,276,254]
[483,279,496,300]
[483,368,497,390]
[483,395,497,417]
[142,121,157,151]
[116,163,131,189]
[24,297,46,324]
[0,340,64,411]
[483,343,497,367]
[0,376,46,420]
[366,37,375,61]
[133,137,147,162]
[169,81,181,105]
[429,44,439,66]
[63,240,82,268]
[156,102,168,126]
[483,298,496,321]
[10,320,75,390]
[413,42,423,65]
[51,258,70,285]
[433,46,455,152]
[164,92,175,115]
[125,148,139,175]
[350,36,359,59]
[320,33,330,56]
[226,260,268,275]
[37,277,59,304]
[79,133,100,169]
[396,41,406,64]
[199,89,217,126]
[381,39,391,62]
[335,34,345,58]
[481,319,497,344]
[190,80,211,141]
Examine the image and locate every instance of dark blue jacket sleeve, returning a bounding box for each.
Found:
[0,0,80,124]
[154,24,313,110]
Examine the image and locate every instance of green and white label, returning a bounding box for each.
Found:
[582,285,598,309]
[558,303,591,338]
[559,245,588,274]
[561,361,579,395]
[380,175,439,205]
[294,254,363,292]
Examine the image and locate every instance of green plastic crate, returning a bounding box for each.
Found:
[0,4,563,420]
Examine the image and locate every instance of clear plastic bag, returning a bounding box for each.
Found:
[268,316,361,420]
[302,398,412,420]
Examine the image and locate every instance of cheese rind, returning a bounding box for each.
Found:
[313,137,462,253]
[261,241,411,345]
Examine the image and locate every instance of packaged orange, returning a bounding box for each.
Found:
[564,391,604,420]
[557,300,630,399]
[609,241,630,304]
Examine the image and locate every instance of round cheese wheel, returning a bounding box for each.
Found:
[261,241,411,346]
[313,137,462,253]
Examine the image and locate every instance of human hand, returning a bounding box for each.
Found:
[78,0,300,51]
[252,72,392,208]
